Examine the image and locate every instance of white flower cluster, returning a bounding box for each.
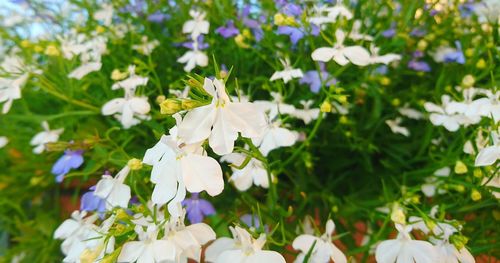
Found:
[177,9,210,72]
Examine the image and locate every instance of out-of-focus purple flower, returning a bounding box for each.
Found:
[382,28,396,38]
[277,26,304,44]
[311,25,320,36]
[216,20,240,38]
[300,67,337,93]
[374,65,389,75]
[182,35,209,50]
[429,9,440,16]
[408,60,431,72]
[413,50,425,58]
[459,2,475,17]
[410,28,427,37]
[147,11,170,23]
[120,0,146,14]
[443,41,465,64]
[240,214,269,232]
[181,193,215,224]
[81,186,106,215]
[51,150,84,183]
[281,3,303,17]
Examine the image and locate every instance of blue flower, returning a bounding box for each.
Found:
[80,186,106,217]
[51,150,84,183]
[216,20,240,38]
[181,193,215,224]
[277,26,304,45]
[443,41,465,64]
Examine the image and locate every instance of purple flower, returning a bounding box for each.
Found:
[277,26,304,44]
[410,28,427,37]
[408,60,431,72]
[300,70,337,93]
[181,193,215,224]
[240,214,269,232]
[181,35,209,50]
[443,41,465,64]
[412,50,425,58]
[280,3,303,17]
[147,11,170,23]
[216,20,240,38]
[81,186,106,213]
[382,28,396,38]
[374,65,389,75]
[51,150,84,183]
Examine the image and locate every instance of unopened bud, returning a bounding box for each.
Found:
[471,189,482,201]
[454,161,468,174]
[160,99,182,115]
[320,101,332,113]
[127,158,143,170]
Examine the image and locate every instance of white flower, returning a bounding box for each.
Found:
[222,153,272,191]
[30,121,64,154]
[118,224,176,263]
[111,65,148,93]
[424,95,476,132]
[252,119,298,156]
[94,166,132,209]
[398,105,424,120]
[182,10,210,38]
[386,118,410,137]
[68,61,102,80]
[205,226,285,263]
[270,58,303,84]
[291,100,320,124]
[177,78,266,155]
[78,215,116,263]
[0,55,31,114]
[474,0,500,23]
[369,44,402,65]
[430,223,475,263]
[142,128,223,216]
[375,224,437,263]
[292,219,347,263]
[482,175,500,199]
[349,20,374,41]
[421,167,450,197]
[324,2,353,21]
[177,48,208,72]
[312,29,371,66]
[93,3,113,26]
[308,5,337,26]
[475,130,499,166]
[254,92,297,120]
[101,91,151,129]
[0,136,8,148]
[53,211,100,262]
[132,36,160,55]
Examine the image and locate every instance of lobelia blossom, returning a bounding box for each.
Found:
[177,77,266,155]
[252,119,298,156]
[93,3,113,26]
[148,11,170,23]
[132,36,160,55]
[94,165,132,209]
[421,167,450,197]
[312,29,371,66]
[424,95,477,132]
[276,26,304,44]
[205,226,285,263]
[80,186,106,215]
[300,63,337,93]
[216,20,240,38]
[30,121,64,154]
[182,10,209,39]
[293,219,347,263]
[349,20,374,41]
[291,100,321,124]
[408,51,431,72]
[0,55,32,114]
[270,58,303,83]
[375,224,438,263]
[118,224,176,263]
[78,215,116,263]
[51,150,84,182]
[369,44,402,65]
[53,211,100,262]
[182,192,216,224]
[101,82,151,129]
[65,34,107,79]
[0,136,8,148]
[386,118,410,137]
[475,130,499,166]
[111,65,148,92]
[177,38,209,72]
[68,61,102,79]
[142,118,224,216]
[432,41,465,64]
[221,152,272,191]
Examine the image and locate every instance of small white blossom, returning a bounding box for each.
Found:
[94,166,132,209]
[222,153,272,191]
[312,29,371,66]
[182,10,210,39]
[270,58,303,84]
[30,121,64,154]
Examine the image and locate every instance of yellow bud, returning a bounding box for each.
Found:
[242,29,252,38]
[284,16,297,26]
[44,45,60,56]
[320,101,332,113]
[473,168,483,178]
[444,85,453,93]
[332,205,338,213]
[181,99,204,110]
[30,176,44,186]
[471,189,481,201]
[337,95,348,104]
[127,158,143,170]
[391,209,406,225]
[115,209,129,221]
[156,95,166,104]
[380,77,391,86]
[160,99,182,115]
[476,59,486,69]
[234,34,250,49]
[481,23,492,33]
[339,116,349,124]
[455,184,465,193]
[391,98,401,107]
[464,48,474,57]
[20,40,30,48]
[34,45,44,53]
[274,13,286,26]
[462,74,476,87]
[96,25,106,34]
[111,69,128,81]
[454,161,468,174]
[410,195,420,204]
[417,39,428,50]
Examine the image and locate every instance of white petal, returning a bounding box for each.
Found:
[94,176,115,199]
[342,46,371,66]
[205,237,235,262]
[129,97,151,114]
[375,240,401,263]
[102,98,125,116]
[117,241,145,262]
[475,146,499,166]
[177,104,216,144]
[311,47,337,62]
[215,250,245,263]
[181,154,224,196]
[245,250,286,263]
[106,182,131,208]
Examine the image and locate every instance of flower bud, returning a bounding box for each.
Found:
[320,100,332,113]
[111,69,128,81]
[454,161,468,174]
[45,45,60,56]
[473,168,482,178]
[160,99,182,115]
[391,208,406,225]
[380,77,391,86]
[471,189,481,201]
[476,59,486,69]
[450,234,468,250]
[127,158,143,170]
[20,40,30,48]
[156,95,166,104]
[464,48,474,57]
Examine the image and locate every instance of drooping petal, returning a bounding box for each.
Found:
[178,104,217,144]
[102,98,126,116]
[181,154,224,196]
[311,47,337,62]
